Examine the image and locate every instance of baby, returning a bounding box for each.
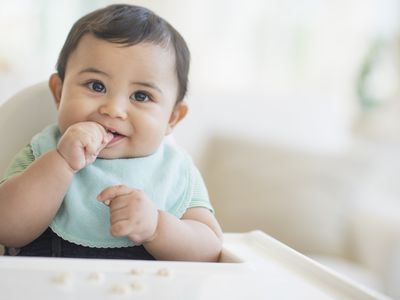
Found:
[0,4,223,261]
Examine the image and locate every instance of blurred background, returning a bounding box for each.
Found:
[1,0,400,298]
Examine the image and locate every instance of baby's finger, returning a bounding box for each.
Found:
[94,126,113,152]
[109,208,130,226]
[93,123,113,142]
[83,143,99,165]
[100,130,114,147]
[97,185,133,202]
[111,220,132,237]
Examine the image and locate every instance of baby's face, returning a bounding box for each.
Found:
[55,34,182,158]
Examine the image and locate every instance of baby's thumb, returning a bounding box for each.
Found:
[104,132,114,144]
[99,132,114,150]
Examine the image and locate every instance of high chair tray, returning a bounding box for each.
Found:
[0,230,389,299]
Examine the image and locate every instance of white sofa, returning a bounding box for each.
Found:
[199,135,400,299]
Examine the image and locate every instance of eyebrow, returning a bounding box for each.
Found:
[132,81,163,94]
[78,67,110,77]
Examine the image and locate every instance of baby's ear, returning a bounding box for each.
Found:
[166,102,188,135]
[48,73,63,108]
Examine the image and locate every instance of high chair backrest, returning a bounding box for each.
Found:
[0,81,57,177]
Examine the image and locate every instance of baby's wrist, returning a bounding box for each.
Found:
[142,210,161,245]
[54,148,77,174]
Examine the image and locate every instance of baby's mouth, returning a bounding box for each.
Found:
[106,128,121,137]
[105,128,125,144]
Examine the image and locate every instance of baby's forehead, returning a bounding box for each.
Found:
[71,37,173,68]
[74,33,175,61]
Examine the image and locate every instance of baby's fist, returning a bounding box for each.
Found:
[57,122,113,171]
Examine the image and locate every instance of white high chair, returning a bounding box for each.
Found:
[0,81,57,177]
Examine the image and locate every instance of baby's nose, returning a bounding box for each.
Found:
[99,98,128,120]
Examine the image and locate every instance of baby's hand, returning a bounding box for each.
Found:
[57,122,113,171]
[97,185,159,244]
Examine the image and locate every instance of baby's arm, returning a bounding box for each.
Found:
[97,185,223,261]
[0,122,112,247]
[145,207,223,261]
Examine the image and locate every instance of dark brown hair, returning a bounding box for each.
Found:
[56,4,190,102]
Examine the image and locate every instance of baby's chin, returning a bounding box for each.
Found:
[97,152,132,160]
[97,149,156,160]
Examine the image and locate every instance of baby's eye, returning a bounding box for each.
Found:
[131,91,150,102]
[87,81,106,93]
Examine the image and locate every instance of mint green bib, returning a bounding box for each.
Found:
[31,124,193,248]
